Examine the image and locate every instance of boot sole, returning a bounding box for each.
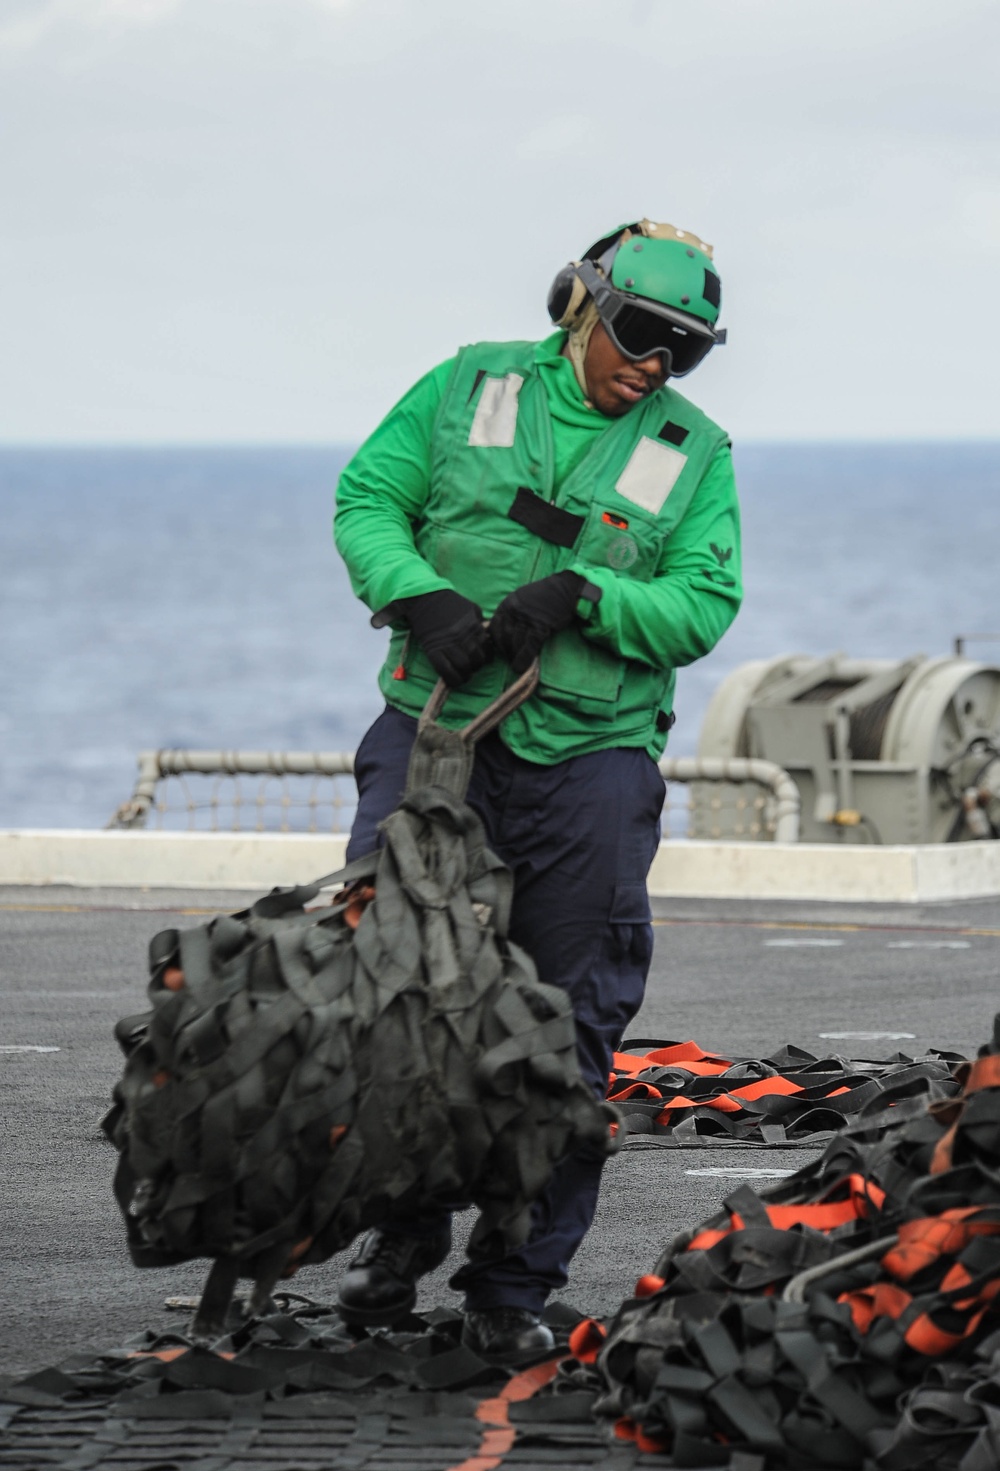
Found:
[336,1284,417,1328]
[461,1331,556,1366]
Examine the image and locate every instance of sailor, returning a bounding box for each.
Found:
[332,219,742,1363]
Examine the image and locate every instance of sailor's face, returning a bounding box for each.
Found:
[584,322,667,418]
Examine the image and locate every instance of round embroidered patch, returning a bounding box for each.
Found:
[607,533,639,570]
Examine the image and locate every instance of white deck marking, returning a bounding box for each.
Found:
[819,1031,914,1041]
[885,940,971,949]
[685,1167,796,1179]
[16,991,127,999]
[0,1044,61,1053]
[765,938,843,947]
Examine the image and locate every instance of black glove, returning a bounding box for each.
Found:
[489,570,591,674]
[395,588,493,688]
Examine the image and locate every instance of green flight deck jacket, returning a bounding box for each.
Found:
[334,332,742,764]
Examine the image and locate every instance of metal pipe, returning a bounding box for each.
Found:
[154,750,356,776]
[658,756,801,843]
[781,1234,898,1303]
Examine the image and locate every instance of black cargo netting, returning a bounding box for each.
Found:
[610,1039,964,1148]
[6,1032,999,1469]
[24,676,1000,1468]
[550,1014,1000,1469]
[102,718,615,1335]
[0,1301,681,1471]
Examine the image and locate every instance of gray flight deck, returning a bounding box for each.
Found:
[3,884,999,1380]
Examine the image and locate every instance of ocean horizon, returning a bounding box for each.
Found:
[2,441,998,830]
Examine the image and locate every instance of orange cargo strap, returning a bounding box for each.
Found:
[840,1281,913,1334]
[568,1317,608,1363]
[929,1054,1000,1174]
[882,1207,1000,1281]
[610,1040,733,1076]
[607,1081,663,1101]
[655,1073,805,1122]
[687,1173,885,1251]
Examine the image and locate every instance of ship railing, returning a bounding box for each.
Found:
[658,757,801,844]
[106,750,358,835]
[107,750,800,843]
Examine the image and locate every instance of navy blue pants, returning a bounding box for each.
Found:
[347,705,664,1312]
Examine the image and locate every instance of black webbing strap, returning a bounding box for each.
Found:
[191,1258,242,1342]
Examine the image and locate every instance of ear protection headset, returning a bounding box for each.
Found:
[547,226,637,331]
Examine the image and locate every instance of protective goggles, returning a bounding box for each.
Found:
[576,260,725,376]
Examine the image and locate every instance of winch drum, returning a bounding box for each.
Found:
[693,654,1000,844]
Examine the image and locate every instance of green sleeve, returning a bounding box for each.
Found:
[333,358,457,613]
[571,442,742,669]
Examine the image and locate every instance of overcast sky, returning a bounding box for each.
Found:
[2,0,998,443]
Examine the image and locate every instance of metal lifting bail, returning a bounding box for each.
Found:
[290,663,545,900]
[418,661,540,743]
[407,662,541,803]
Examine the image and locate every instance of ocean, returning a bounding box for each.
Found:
[1,443,997,830]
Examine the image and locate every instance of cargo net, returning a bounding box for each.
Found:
[554,1014,1000,1469]
[0,1038,981,1471]
[106,753,358,833]
[609,1039,964,1149]
[103,730,614,1340]
[0,1302,651,1471]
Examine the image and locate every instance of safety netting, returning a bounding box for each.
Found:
[102,711,614,1338]
[0,1302,630,1471]
[554,1014,1000,1469]
[3,1031,997,1470]
[25,664,1000,1468]
[609,1039,964,1149]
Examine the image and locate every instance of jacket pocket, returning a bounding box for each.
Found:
[539,626,622,714]
[573,501,661,581]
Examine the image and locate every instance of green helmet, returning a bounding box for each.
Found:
[608,220,722,328]
[547,218,726,376]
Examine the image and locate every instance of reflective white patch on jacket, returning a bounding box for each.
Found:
[614,437,688,515]
[467,373,525,448]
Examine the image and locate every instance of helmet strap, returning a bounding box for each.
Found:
[564,298,601,401]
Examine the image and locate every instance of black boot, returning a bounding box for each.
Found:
[336,1226,452,1326]
[462,1306,555,1364]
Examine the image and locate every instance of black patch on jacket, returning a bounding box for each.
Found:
[507,487,585,550]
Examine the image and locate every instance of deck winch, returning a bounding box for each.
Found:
[695,654,1000,843]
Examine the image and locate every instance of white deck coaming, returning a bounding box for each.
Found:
[4,829,1000,902]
